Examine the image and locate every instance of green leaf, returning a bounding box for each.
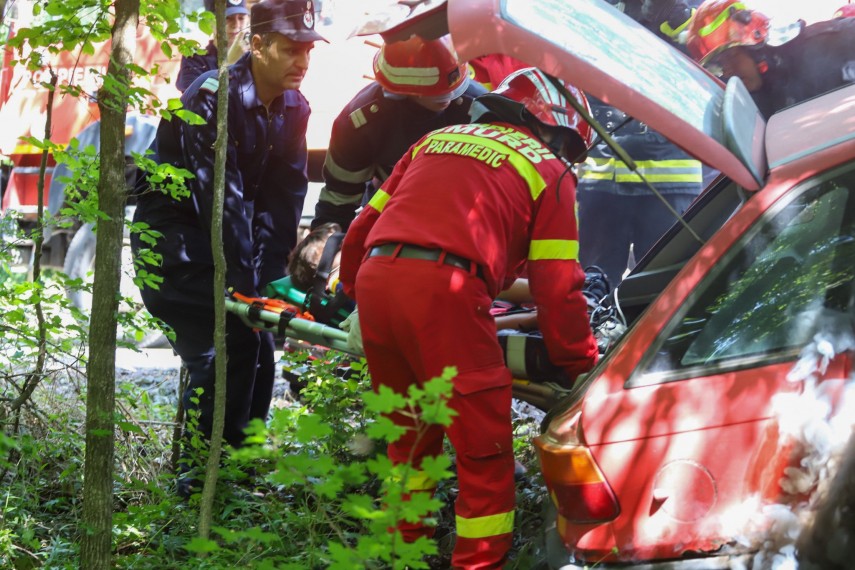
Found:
[175,109,206,125]
[184,537,220,553]
[117,421,144,435]
[362,385,406,414]
[295,413,332,444]
[366,416,407,443]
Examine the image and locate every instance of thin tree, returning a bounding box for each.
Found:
[198,0,229,540]
[80,0,139,566]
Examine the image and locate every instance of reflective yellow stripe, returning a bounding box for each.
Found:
[659,7,694,38]
[413,132,547,200]
[699,2,746,37]
[529,239,579,261]
[367,189,390,212]
[583,158,702,184]
[456,511,514,539]
[615,173,703,183]
[404,471,436,492]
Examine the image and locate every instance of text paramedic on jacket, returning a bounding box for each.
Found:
[131,0,326,495]
[339,68,599,569]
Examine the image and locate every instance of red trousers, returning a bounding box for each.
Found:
[356,255,516,569]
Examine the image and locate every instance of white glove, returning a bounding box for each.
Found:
[339,307,364,355]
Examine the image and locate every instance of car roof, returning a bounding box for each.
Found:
[354,0,767,190]
[766,85,855,173]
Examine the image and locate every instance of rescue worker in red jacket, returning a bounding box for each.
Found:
[310,35,486,231]
[686,0,855,118]
[339,68,599,569]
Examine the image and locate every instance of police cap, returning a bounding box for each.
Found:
[251,0,327,43]
[203,0,249,18]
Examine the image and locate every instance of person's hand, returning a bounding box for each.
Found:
[339,307,363,355]
[226,31,250,65]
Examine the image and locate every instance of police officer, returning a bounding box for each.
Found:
[176,0,250,92]
[131,0,325,496]
[339,68,598,569]
[577,0,704,287]
[687,0,855,119]
[310,35,486,231]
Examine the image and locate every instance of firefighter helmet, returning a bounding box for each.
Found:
[834,4,855,18]
[686,0,770,65]
[470,67,593,161]
[373,35,469,101]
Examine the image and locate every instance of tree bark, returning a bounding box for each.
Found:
[80,1,139,567]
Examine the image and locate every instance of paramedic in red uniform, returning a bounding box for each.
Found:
[339,68,599,569]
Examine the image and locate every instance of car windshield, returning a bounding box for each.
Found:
[637,166,855,383]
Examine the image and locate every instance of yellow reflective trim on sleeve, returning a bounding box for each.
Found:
[413,132,547,200]
[529,239,579,261]
[456,511,515,539]
[367,189,391,212]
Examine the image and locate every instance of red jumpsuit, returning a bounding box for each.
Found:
[339,121,598,569]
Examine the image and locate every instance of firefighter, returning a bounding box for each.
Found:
[686,0,855,118]
[309,35,486,231]
[131,0,325,497]
[577,0,704,287]
[175,0,250,92]
[339,68,599,568]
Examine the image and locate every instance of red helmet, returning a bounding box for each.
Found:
[470,67,593,161]
[834,5,855,18]
[686,0,770,65]
[373,35,469,100]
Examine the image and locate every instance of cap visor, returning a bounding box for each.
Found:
[274,28,329,43]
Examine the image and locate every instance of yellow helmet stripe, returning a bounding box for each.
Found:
[699,2,746,37]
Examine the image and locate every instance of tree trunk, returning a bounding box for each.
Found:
[198,0,229,540]
[80,1,139,568]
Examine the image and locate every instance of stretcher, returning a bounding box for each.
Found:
[225,293,576,411]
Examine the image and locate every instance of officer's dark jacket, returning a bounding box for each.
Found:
[312,80,486,230]
[577,98,703,196]
[753,18,855,119]
[176,40,218,93]
[134,52,310,296]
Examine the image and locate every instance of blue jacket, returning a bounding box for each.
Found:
[134,52,310,296]
[176,40,219,93]
[577,98,703,197]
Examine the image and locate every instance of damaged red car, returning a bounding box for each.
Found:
[361,0,855,568]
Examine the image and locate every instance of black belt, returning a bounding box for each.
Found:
[367,243,484,279]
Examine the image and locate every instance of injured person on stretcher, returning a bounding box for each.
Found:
[244,222,612,411]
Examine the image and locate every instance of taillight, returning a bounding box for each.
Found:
[534,411,620,523]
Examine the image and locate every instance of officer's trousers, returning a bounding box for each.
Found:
[138,263,275,450]
[356,255,515,570]
[578,191,696,287]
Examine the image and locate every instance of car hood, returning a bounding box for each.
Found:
[354,0,767,190]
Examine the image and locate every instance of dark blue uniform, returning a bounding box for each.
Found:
[752,18,855,119]
[132,51,310,447]
[176,40,218,93]
[577,99,703,286]
[311,80,486,230]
